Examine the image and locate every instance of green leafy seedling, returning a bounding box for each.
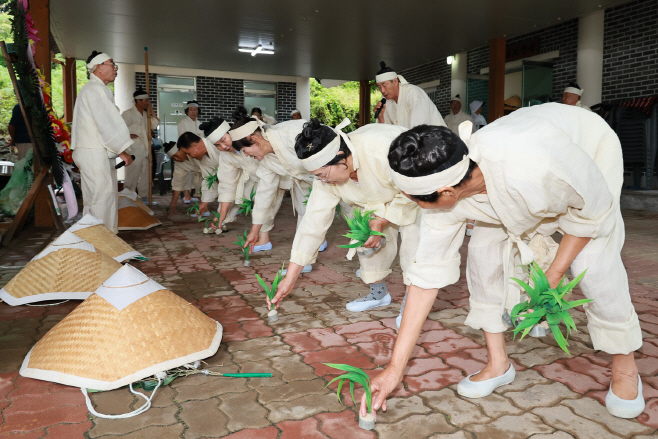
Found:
[199,210,221,229]
[254,264,285,310]
[324,363,372,415]
[302,186,312,206]
[232,230,250,261]
[510,262,592,355]
[337,208,386,249]
[186,200,200,217]
[237,187,256,216]
[204,169,219,190]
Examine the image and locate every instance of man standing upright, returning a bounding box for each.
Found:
[122,89,160,200]
[374,61,446,128]
[71,51,133,234]
[444,94,473,135]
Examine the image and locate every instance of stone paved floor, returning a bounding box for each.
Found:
[1,195,657,438]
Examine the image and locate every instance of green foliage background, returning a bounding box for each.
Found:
[0,12,89,135]
[310,79,382,133]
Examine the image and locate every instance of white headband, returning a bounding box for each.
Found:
[564,87,583,96]
[375,71,408,84]
[207,120,231,144]
[229,119,262,141]
[166,145,179,157]
[391,154,470,196]
[300,118,351,171]
[134,94,149,100]
[86,53,111,73]
[185,102,199,109]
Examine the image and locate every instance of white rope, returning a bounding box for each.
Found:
[82,372,165,419]
[26,300,70,307]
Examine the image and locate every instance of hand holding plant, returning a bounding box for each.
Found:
[337,209,386,249]
[324,363,375,430]
[237,187,256,216]
[255,264,284,311]
[510,262,591,355]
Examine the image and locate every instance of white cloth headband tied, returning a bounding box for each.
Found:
[86,53,111,73]
[134,94,149,100]
[300,118,351,171]
[564,86,583,96]
[166,145,178,157]
[375,71,408,84]
[185,102,199,109]
[207,120,231,144]
[229,119,263,141]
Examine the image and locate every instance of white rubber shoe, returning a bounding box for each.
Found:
[457,363,516,398]
[346,292,391,312]
[605,375,645,419]
[253,242,273,253]
[279,264,313,276]
[319,240,328,252]
[355,269,361,278]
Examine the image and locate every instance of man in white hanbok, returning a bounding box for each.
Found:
[562,81,592,111]
[374,61,446,129]
[176,100,204,205]
[71,51,133,234]
[364,103,644,420]
[121,89,159,199]
[444,94,474,135]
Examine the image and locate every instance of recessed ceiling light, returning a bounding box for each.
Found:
[239,45,275,56]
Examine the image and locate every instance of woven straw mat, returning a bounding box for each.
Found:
[4,249,121,299]
[27,290,217,382]
[72,225,137,259]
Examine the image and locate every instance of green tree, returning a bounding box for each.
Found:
[0,11,15,134]
[310,79,382,133]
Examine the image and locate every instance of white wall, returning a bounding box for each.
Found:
[450,52,467,100]
[577,10,604,106]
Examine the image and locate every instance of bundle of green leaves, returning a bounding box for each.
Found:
[337,209,386,249]
[186,201,200,217]
[302,186,312,206]
[232,230,250,261]
[237,187,256,216]
[199,210,221,229]
[254,264,284,310]
[324,363,372,414]
[510,262,591,355]
[204,169,219,190]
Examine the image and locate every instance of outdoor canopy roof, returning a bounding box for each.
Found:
[50,0,634,81]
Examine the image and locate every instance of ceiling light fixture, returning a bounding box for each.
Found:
[446,55,454,65]
[238,44,275,56]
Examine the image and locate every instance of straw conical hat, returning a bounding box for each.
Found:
[0,232,122,306]
[119,189,154,215]
[19,265,222,390]
[118,198,161,231]
[69,214,143,262]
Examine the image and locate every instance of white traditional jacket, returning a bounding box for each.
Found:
[408,103,621,291]
[290,124,421,267]
[177,116,204,138]
[71,75,132,157]
[445,110,474,135]
[121,105,159,159]
[381,83,446,128]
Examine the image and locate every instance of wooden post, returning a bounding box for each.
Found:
[30,0,50,84]
[358,80,371,126]
[487,37,506,123]
[63,57,76,123]
[144,47,153,205]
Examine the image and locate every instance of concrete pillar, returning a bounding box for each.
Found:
[451,52,467,101]
[488,38,506,123]
[577,10,604,106]
[359,80,371,126]
[296,77,311,119]
[115,63,136,112]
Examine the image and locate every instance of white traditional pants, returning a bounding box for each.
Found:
[72,148,119,234]
[463,213,642,355]
[123,154,149,196]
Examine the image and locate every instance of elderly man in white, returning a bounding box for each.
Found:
[71,51,133,234]
[444,94,474,135]
[562,81,592,111]
[121,88,160,201]
[374,61,446,129]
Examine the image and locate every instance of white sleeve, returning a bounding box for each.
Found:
[88,90,132,155]
[252,163,281,225]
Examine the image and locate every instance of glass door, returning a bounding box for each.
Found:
[521,61,553,107]
[467,76,489,120]
[244,81,277,121]
[157,76,196,144]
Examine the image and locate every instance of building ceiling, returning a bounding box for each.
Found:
[51,0,633,81]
